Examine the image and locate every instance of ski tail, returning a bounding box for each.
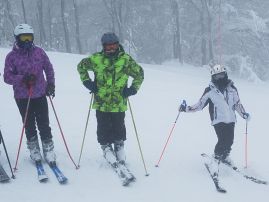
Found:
[35,161,48,182]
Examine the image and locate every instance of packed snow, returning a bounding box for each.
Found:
[0,48,269,202]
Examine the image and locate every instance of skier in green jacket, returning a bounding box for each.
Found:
[77,32,144,167]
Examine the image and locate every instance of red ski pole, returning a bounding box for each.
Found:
[155,111,181,167]
[155,100,186,167]
[48,96,78,169]
[14,87,32,171]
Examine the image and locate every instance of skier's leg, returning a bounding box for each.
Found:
[214,122,235,163]
[101,143,117,166]
[35,96,52,141]
[96,110,113,145]
[111,112,126,163]
[16,98,41,162]
[41,138,56,164]
[213,122,226,160]
[221,123,235,164]
[34,96,56,164]
[96,111,117,164]
[114,140,126,164]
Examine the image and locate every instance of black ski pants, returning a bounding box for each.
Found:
[213,122,235,160]
[96,110,126,145]
[16,96,52,142]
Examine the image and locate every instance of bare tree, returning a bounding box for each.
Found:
[189,0,208,65]
[60,0,71,52]
[72,0,82,53]
[204,0,214,61]
[102,0,125,42]
[47,0,53,49]
[21,0,27,23]
[36,0,47,47]
[3,0,15,28]
[171,0,183,64]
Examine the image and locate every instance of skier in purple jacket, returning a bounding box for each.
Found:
[4,24,56,165]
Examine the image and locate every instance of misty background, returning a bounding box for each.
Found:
[1,0,269,81]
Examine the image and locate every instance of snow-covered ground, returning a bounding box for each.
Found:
[0,48,269,202]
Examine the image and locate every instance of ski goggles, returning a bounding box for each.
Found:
[19,34,33,42]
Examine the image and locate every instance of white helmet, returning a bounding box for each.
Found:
[14,24,34,36]
[210,64,226,76]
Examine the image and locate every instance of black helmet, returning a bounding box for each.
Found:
[101,32,119,45]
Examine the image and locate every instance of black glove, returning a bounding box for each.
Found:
[122,86,137,98]
[23,74,36,89]
[46,83,55,98]
[83,80,98,93]
[242,112,250,122]
[178,100,187,112]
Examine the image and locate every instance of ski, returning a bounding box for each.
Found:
[201,153,267,185]
[0,163,10,182]
[35,161,48,182]
[110,162,136,186]
[204,163,227,193]
[118,162,136,183]
[48,162,68,184]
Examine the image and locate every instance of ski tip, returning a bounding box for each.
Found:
[59,178,68,185]
[218,188,227,193]
[39,178,49,183]
[145,173,150,177]
[155,165,159,168]
[76,165,80,170]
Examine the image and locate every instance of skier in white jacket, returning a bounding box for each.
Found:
[179,64,250,164]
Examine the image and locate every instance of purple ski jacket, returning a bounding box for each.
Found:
[4,44,55,99]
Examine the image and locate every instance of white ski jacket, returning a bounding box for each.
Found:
[186,80,246,125]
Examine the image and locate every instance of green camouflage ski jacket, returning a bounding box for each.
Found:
[77,48,144,112]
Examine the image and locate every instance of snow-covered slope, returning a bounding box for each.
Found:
[0,48,269,202]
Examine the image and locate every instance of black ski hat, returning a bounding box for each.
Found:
[101,32,119,45]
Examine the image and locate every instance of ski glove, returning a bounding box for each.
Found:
[23,74,36,89]
[46,83,55,98]
[122,86,137,98]
[178,100,187,112]
[83,80,98,94]
[242,112,250,122]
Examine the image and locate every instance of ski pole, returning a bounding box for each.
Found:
[244,120,248,168]
[127,98,149,176]
[14,87,32,171]
[48,96,78,169]
[0,129,15,179]
[155,111,181,167]
[77,94,93,168]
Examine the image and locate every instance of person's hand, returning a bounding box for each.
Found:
[83,80,98,93]
[179,100,187,112]
[122,86,137,98]
[46,83,55,98]
[23,74,36,89]
[242,112,250,122]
